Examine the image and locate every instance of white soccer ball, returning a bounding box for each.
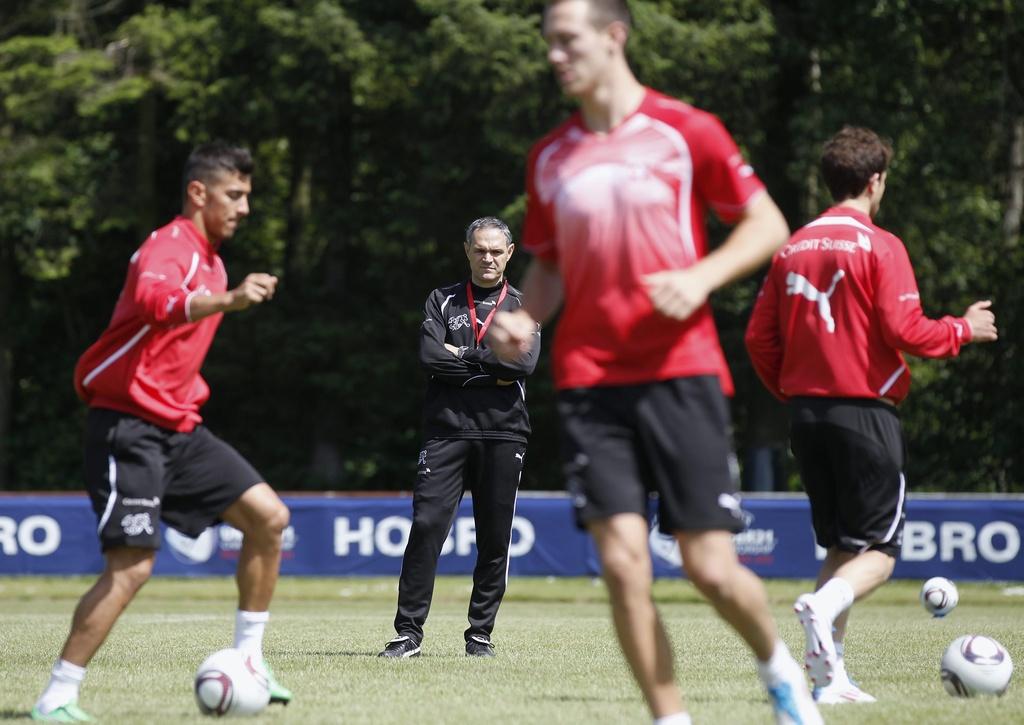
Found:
[194,648,270,716]
[941,635,1014,697]
[920,576,959,617]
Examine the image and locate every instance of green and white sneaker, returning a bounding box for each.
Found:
[263,660,293,705]
[30,701,94,722]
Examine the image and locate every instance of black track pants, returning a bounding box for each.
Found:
[393,438,525,644]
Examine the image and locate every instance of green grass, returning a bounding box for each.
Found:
[2,576,1023,723]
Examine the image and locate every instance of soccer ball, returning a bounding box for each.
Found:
[941,635,1014,697]
[194,648,270,716]
[920,576,958,617]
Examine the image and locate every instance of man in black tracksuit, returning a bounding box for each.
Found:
[379,217,539,658]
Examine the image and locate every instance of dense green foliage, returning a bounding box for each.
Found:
[1,1,1021,492]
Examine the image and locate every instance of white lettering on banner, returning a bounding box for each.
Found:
[0,516,60,557]
[941,521,977,562]
[334,516,375,556]
[899,520,1019,563]
[0,517,14,554]
[332,516,536,558]
[0,516,61,556]
[508,518,535,557]
[978,522,1019,563]
[455,518,476,556]
[376,516,412,557]
[901,521,937,561]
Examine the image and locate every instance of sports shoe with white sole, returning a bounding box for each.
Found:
[767,679,824,725]
[378,635,421,658]
[813,677,877,704]
[262,660,293,705]
[29,702,94,722]
[794,593,838,688]
[465,635,495,657]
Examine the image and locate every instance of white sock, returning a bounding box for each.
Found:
[653,713,692,725]
[234,610,269,660]
[756,640,800,687]
[35,659,86,714]
[813,577,855,623]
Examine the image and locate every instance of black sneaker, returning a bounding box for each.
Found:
[378,635,421,658]
[465,635,495,657]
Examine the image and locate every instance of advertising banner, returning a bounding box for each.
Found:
[1,494,1021,581]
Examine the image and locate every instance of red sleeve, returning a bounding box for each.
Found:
[690,112,765,224]
[744,266,787,401]
[521,141,558,263]
[874,237,971,357]
[132,235,193,327]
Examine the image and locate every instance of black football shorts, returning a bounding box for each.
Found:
[84,408,264,551]
[789,397,907,557]
[557,375,745,535]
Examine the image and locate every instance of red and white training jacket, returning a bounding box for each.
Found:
[744,206,971,404]
[74,216,227,431]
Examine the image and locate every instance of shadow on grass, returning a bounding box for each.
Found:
[0,711,29,720]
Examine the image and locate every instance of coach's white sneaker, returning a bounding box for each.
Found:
[794,593,838,688]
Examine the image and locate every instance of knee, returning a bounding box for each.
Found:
[107,551,155,594]
[243,499,289,546]
[268,500,290,532]
[601,548,651,599]
[685,560,733,600]
[411,501,454,533]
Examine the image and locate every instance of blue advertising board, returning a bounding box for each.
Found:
[1,493,1021,581]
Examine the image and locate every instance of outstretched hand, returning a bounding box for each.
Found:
[486,309,537,362]
[225,273,278,312]
[964,300,997,342]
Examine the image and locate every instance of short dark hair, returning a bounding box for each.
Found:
[820,126,893,201]
[546,0,632,29]
[182,141,253,197]
[465,217,513,247]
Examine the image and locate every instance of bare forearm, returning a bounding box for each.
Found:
[692,194,788,293]
[519,258,563,326]
[189,273,278,321]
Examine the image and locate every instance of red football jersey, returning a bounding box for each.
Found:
[745,206,971,404]
[522,88,765,392]
[74,216,228,431]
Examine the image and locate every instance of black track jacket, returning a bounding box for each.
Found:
[420,279,539,442]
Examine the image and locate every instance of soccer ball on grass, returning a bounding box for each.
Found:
[941,635,1013,697]
[920,576,958,617]
[194,648,270,716]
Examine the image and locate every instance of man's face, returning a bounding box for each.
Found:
[543,0,616,98]
[465,227,514,287]
[196,170,251,244]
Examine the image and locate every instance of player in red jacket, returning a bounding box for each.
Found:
[489,2,822,723]
[32,143,292,722]
[745,126,997,705]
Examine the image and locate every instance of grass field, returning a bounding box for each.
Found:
[1,576,1022,724]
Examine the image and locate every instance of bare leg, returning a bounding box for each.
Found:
[675,530,776,661]
[61,547,156,666]
[590,513,684,718]
[221,483,290,611]
[816,547,895,644]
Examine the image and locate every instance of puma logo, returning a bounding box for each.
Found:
[786,269,846,333]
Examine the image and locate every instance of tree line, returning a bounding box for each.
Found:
[1,0,1021,493]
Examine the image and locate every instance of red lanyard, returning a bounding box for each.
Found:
[465,280,508,346]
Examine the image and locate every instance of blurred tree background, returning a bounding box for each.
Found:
[1,0,1021,493]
